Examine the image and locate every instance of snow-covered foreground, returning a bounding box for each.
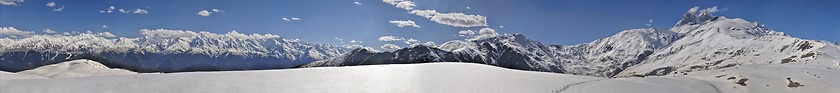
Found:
[2,62,604,93]
[2,61,839,93]
[562,64,840,93]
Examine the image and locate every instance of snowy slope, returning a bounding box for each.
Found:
[563,64,840,93]
[615,9,840,77]
[0,29,348,72]
[17,59,137,78]
[3,61,838,93]
[1,62,603,93]
[0,71,47,80]
[552,28,679,77]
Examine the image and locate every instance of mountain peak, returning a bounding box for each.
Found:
[674,7,720,27]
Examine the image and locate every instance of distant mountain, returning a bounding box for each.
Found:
[0,30,347,72]
[304,29,677,77]
[303,7,840,77]
[304,34,572,74]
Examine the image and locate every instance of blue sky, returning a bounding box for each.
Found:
[1,0,838,50]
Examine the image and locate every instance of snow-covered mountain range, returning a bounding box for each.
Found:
[2,6,839,92]
[0,29,347,72]
[304,7,840,77]
[1,7,837,78]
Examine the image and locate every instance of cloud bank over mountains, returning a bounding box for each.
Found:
[382,0,488,28]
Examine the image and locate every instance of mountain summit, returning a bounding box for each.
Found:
[674,7,720,27]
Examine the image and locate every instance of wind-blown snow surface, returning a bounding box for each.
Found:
[17,59,137,78]
[0,29,347,72]
[3,61,838,93]
[563,64,840,93]
[1,62,603,93]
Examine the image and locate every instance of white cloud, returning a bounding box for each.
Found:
[409,10,488,27]
[457,29,475,37]
[389,20,420,28]
[46,2,63,11]
[43,28,56,34]
[429,12,488,27]
[197,10,212,16]
[335,37,345,43]
[0,27,35,37]
[700,6,719,13]
[383,0,488,28]
[378,36,404,41]
[499,25,505,28]
[377,35,430,46]
[283,17,302,21]
[467,28,498,41]
[409,10,437,18]
[478,28,497,36]
[133,9,148,14]
[394,1,415,10]
[349,40,363,43]
[119,9,129,13]
[342,44,379,52]
[196,9,222,16]
[646,19,653,27]
[403,38,418,44]
[687,7,699,13]
[46,2,55,7]
[0,0,24,6]
[383,0,414,10]
[52,6,63,11]
[410,41,436,47]
[140,29,280,40]
[380,43,401,50]
[458,30,475,35]
[100,6,116,13]
[466,7,471,9]
[102,25,109,28]
[100,6,148,14]
[94,32,116,38]
[382,0,403,5]
[354,2,362,5]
